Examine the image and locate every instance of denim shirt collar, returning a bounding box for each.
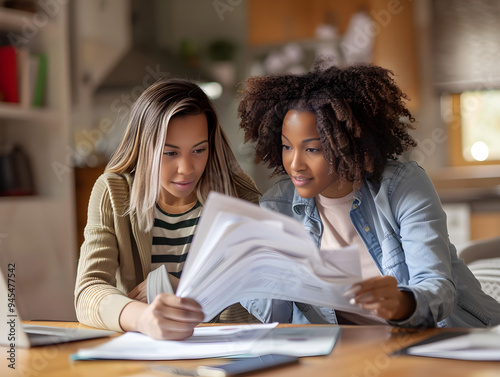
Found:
[290,185,364,244]
[291,189,321,241]
[290,185,364,210]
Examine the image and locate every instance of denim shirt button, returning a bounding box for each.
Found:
[364,226,370,232]
[352,203,358,209]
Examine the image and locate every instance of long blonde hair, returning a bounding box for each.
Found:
[106,78,259,231]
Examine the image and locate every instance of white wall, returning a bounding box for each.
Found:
[155,0,281,192]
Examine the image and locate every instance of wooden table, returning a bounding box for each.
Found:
[2,322,499,377]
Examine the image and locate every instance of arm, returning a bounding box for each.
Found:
[74,175,135,331]
[355,163,457,327]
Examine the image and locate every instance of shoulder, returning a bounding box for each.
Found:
[260,176,295,205]
[372,160,438,205]
[90,172,132,214]
[93,172,131,196]
[363,160,436,202]
[379,160,433,191]
[381,160,426,180]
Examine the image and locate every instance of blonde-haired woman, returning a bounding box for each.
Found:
[75,78,260,340]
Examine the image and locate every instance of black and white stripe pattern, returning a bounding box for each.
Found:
[151,202,202,278]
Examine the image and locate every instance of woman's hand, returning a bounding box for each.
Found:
[119,293,204,340]
[346,276,416,321]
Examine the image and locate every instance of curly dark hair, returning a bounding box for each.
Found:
[237,63,417,189]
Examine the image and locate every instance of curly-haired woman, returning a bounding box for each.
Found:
[238,64,500,328]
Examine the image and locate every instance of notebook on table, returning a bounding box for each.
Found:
[0,267,115,348]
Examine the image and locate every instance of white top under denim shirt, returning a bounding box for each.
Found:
[241,160,500,328]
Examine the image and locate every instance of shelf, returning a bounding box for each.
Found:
[0,0,77,323]
[0,102,58,124]
[0,7,30,32]
[0,6,56,34]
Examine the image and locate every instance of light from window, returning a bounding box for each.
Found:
[470,141,489,161]
[461,90,500,162]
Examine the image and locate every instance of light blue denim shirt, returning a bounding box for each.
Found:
[242,160,500,328]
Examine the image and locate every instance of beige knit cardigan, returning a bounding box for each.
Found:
[75,172,260,331]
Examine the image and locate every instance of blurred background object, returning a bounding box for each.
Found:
[0,144,35,196]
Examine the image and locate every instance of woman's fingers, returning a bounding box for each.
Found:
[346,276,415,320]
[136,294,204,340]
[348,276,398,303]
[151,294,204,322]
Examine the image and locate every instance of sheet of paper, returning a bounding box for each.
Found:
[245,326,342,357]
[189,249,366,321]
[404,325,500,360]
[147,264,174,303]
[72,323,278,361]
[176,192,367,321]
[72,323,342,361]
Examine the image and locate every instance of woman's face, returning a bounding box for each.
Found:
[159,113,209,208]
[281,110,353,198]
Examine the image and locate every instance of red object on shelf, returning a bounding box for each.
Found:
[0,45,19,103]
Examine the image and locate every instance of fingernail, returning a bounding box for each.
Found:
[355,293,374,303]
[343,285,362,297]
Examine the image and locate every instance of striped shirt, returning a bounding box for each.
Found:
[151,202,202,279]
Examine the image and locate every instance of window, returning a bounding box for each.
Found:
[445,91,500,166]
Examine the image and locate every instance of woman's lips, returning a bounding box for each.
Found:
[172,180,193,190]
[291,176,312,187]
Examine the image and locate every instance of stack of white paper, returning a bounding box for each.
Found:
[405,325,500,360]
[73,323,278,360]
[72,323,342,361]
[172,192,365,321]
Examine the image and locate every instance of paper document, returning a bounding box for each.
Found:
[401,325,500,360]
[72,323,342,361]
[147,265,174,303]
[244,326,342,357]
[73,323,277,360]
[170,192,365,321]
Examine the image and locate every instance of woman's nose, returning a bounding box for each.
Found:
[290,152,305,172]
[177,157,194,175]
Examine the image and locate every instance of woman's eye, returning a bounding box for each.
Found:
[306,148,321,153]
[163,151,177,157]
[193,148,207,154]
[282,144,292,151]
